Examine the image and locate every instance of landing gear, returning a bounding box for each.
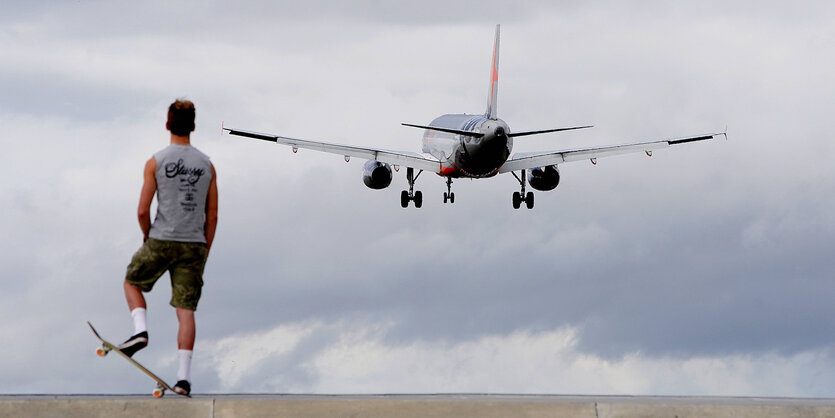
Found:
[401,167,423,208]
[443,177,455,204]
[511,169,534,209]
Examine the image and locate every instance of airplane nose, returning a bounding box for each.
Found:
[495,126,505,137]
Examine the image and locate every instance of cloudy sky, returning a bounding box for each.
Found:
[1,0,834,396]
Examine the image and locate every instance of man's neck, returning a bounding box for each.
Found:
[170,134,190,146]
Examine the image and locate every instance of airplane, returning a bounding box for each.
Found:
[224,24,725,209]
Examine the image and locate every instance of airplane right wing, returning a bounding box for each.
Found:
[499,132,726,173]
[224,127,442,173]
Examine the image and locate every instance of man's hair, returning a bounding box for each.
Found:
[167,99,195,136]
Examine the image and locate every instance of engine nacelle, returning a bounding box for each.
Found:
[527,165,560,191]
[362,160,393,189]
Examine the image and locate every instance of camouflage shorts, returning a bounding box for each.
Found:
[125,238,208,311]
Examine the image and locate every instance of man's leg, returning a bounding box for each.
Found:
[170,241,206,394]
[123,239,165,351]
[176,307,195,350]
[124,281,148,332]
[124,280,147,310]
[120,281,150,356]
[175,307,195,394]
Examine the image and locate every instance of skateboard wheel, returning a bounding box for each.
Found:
[153,387,165,398]
[96,346,110,357]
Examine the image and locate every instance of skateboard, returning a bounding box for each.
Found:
[87,321,189,398]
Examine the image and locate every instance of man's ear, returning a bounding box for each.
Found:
[165,121,170,131]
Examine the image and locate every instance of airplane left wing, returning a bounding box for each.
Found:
[224,127,442,173]
[499,132,726,173]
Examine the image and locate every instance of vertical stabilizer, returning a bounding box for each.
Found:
[485,24,500,119]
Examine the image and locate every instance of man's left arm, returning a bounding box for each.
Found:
[138,157,157,241]
[204,163,218,253]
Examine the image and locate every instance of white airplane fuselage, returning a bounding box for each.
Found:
[421,114,512,178]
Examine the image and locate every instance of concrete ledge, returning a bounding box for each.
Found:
[214,395,593,417]
[0,395,213,418]
[3,394,835,418]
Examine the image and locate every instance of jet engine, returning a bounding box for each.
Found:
[362,160,393,189]
[527,165,560,191]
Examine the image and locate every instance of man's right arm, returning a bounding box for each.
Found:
[204,163,218,253]
[138,157,157,240]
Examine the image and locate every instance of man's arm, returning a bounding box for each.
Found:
[138,157,156,240]
[205,163,218,253]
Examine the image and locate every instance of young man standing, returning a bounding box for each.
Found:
[119,99,218,396]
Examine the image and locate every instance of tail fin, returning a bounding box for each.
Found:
[485,24,500,119]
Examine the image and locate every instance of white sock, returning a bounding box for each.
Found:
[177,349,193,382]
[131,308,147,334]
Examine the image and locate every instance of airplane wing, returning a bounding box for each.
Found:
[224,127,442,173]
[498,132,726,173]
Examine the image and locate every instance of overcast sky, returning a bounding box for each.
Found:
[1,0,834,396]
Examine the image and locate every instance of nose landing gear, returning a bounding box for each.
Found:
[443,177,455,204]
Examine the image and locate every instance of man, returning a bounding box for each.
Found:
[119,99,218,396]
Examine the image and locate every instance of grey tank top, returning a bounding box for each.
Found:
[148,144,213,243]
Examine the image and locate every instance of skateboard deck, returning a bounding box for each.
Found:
[87,321,189,398]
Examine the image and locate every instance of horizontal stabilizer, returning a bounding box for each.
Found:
[402,123,485,138]
[508,125,594,138]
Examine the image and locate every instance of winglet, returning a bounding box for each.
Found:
[485,24,500,119]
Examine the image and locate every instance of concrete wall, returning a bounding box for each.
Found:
[3,395,835,418]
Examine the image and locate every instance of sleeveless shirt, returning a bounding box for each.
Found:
[148,144,213,243]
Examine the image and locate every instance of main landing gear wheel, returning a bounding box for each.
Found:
[443,177,455,204]
[511,169,535,209]
[401,167,424,208]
